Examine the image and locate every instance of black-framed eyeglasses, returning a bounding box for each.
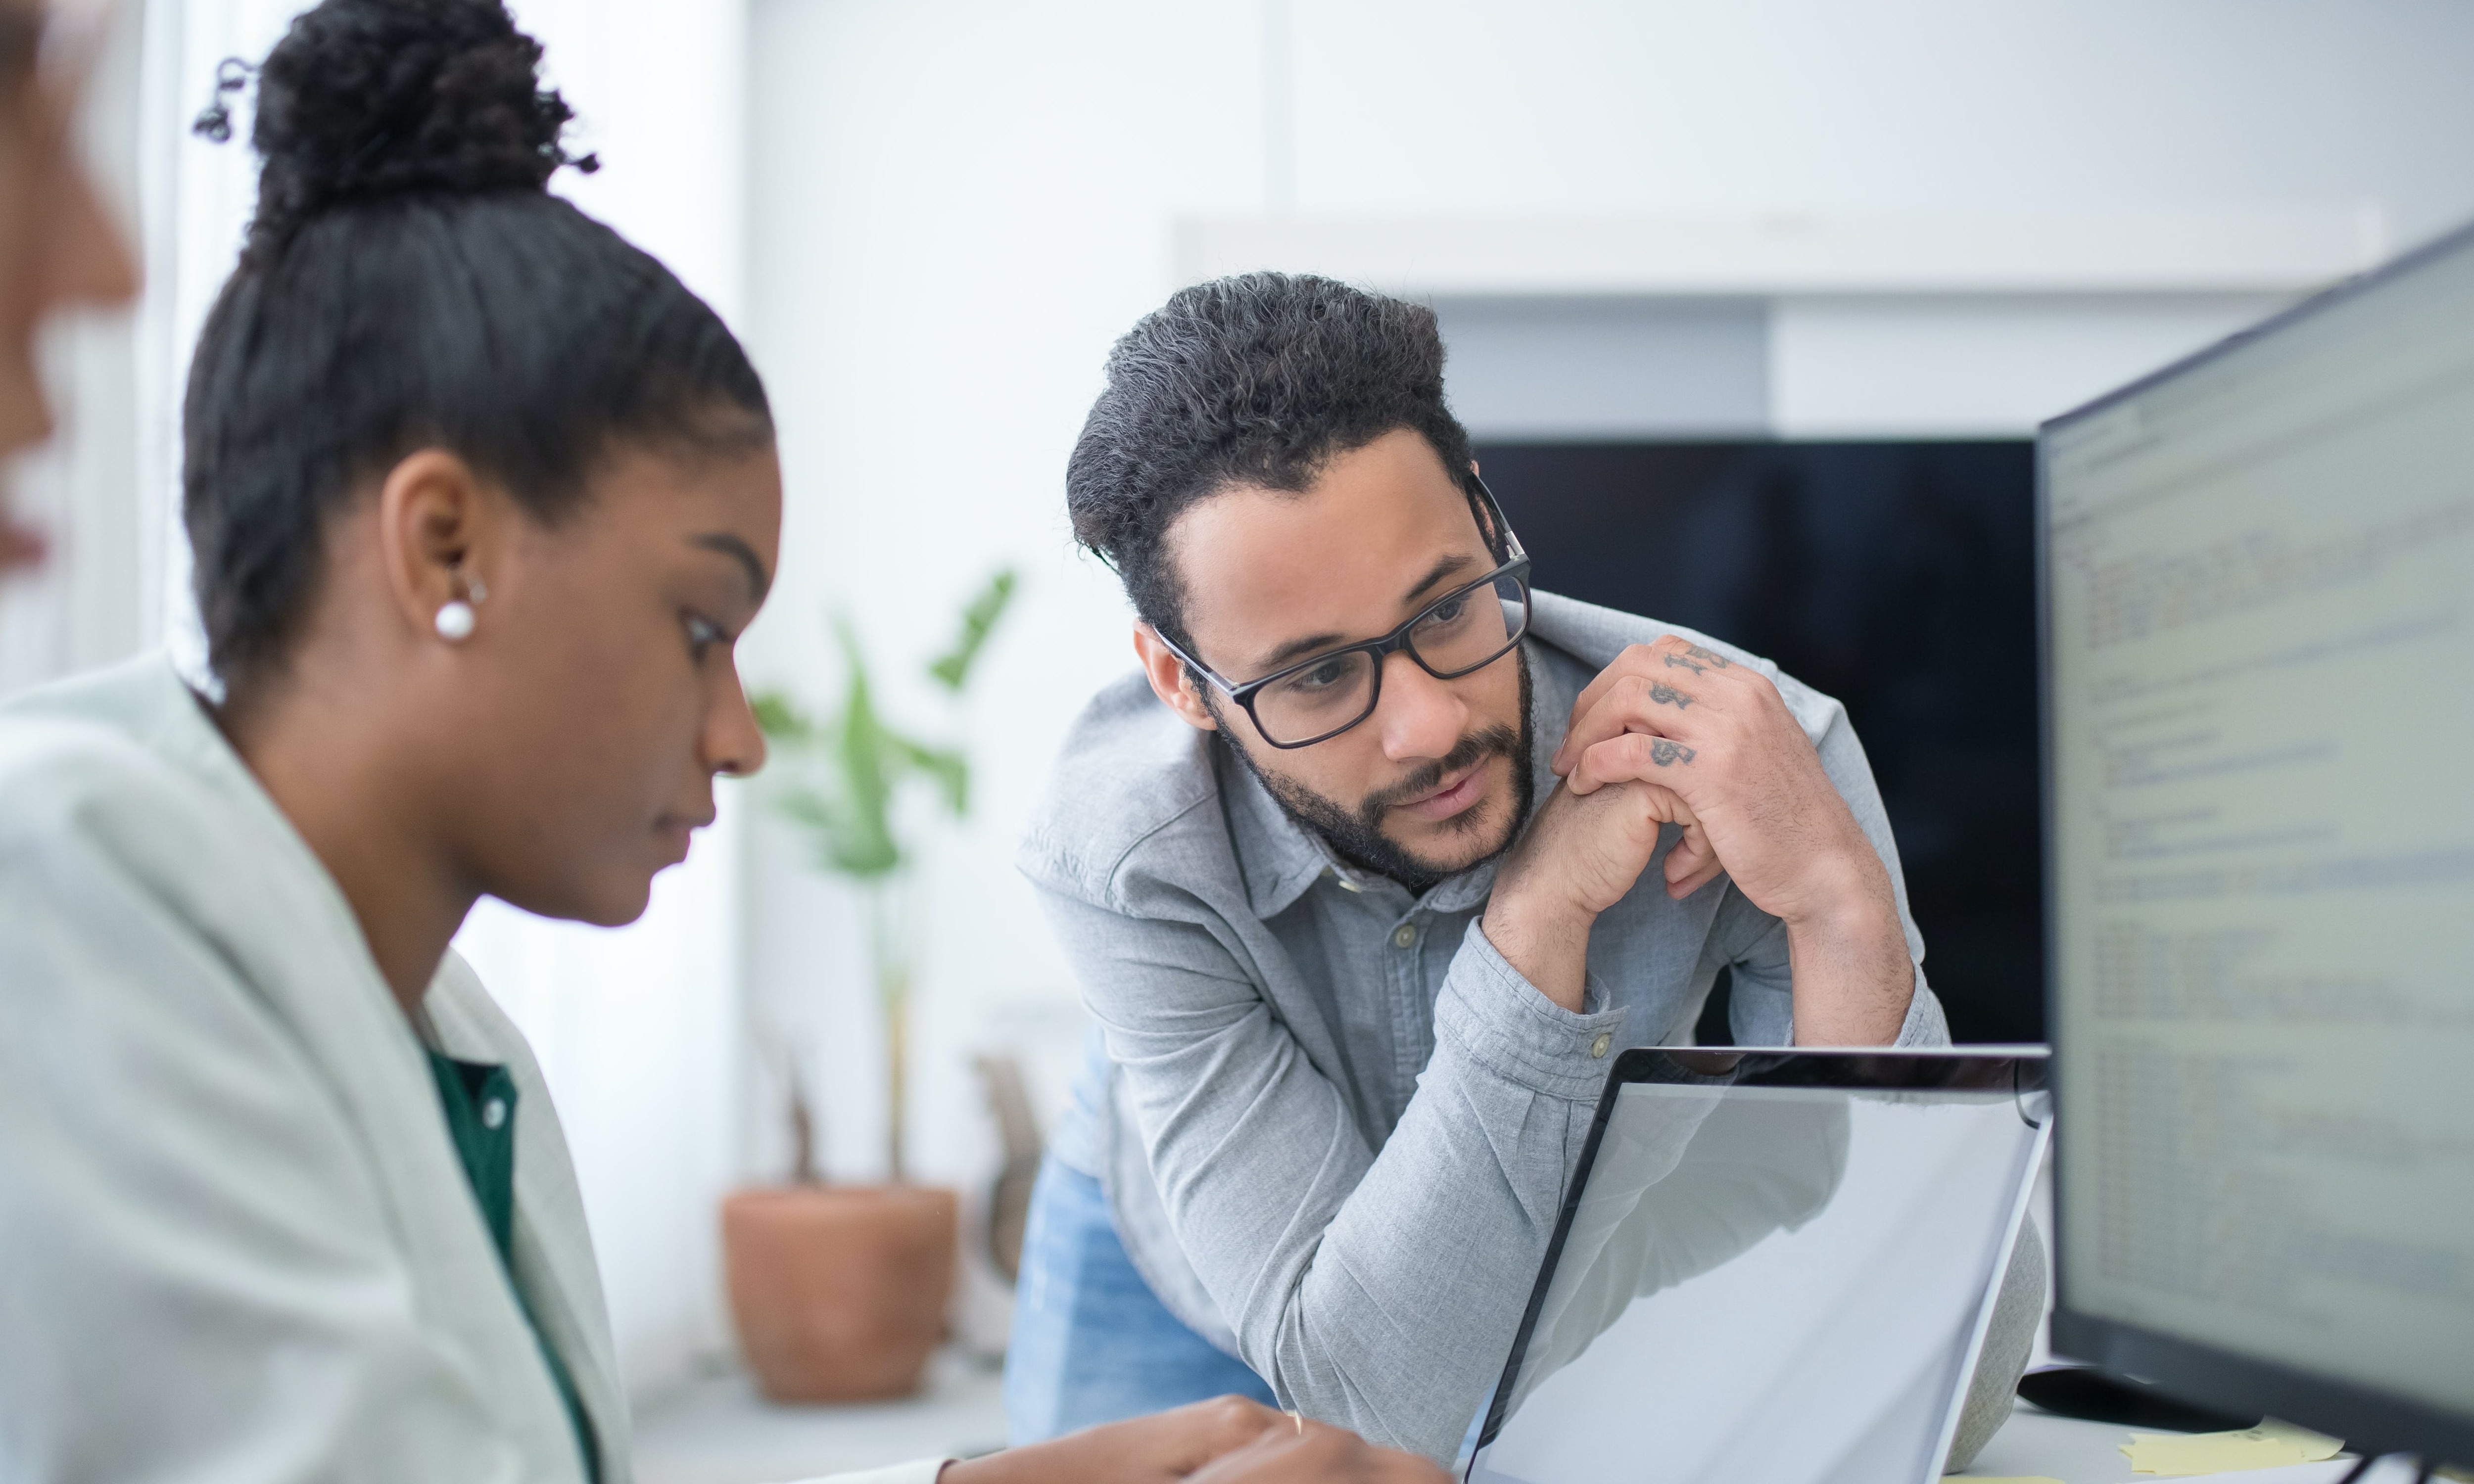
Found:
[1158,478,1533,749]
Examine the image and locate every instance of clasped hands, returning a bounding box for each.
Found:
[1484,636,1913,1040]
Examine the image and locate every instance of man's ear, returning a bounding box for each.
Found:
[1132,621,1219,733]
[374,448,498,645]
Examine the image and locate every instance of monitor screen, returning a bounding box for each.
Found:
[2043,226,2474,1447]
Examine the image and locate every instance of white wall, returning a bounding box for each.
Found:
[1275,0,2474,245]
[739,0,2474,1234]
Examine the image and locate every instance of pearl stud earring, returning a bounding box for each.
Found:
[434,569,487,643]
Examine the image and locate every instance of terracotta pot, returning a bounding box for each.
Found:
[722,1184,958,1402]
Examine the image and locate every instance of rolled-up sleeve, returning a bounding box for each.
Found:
[1037,891,1624,1460]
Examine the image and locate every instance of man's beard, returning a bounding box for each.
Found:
[1214,651,1535,896]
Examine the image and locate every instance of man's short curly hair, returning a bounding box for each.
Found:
[1065,273,1477,653]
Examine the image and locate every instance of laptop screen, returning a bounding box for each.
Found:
[1468,1051,2048,1484]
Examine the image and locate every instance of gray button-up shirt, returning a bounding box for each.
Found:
[1021,592,1948,1460]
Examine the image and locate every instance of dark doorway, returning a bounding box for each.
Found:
[1476,441,2044,1045]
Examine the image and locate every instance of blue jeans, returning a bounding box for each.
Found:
[1003,1156,1276,1443]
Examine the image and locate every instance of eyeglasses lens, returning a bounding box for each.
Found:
[1254,649,1379,745]
[1250,574,1529,745]
[1406,574,1529,677]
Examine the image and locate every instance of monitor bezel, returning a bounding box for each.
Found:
[1467,1045,2052,1473]
[2037,213,2474,1467]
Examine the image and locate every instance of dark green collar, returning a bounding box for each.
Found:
[426,1050,601,1483]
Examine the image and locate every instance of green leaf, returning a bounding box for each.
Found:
[828,618,903,879]
[927,568,1017,692]
[751,688,813,743]
[763,584,1003,885]
[887,734,970,817]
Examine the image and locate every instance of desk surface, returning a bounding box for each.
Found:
[1962,1400,2425,1484]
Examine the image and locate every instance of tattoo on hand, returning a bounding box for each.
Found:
[1651,739,1697,767]
[1664,647,1727,677]
[1649,680,1693,709]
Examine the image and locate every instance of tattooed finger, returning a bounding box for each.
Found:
[1651,738,1697,767]
[1662,652,1706,677]
[1648,680,1693,709]
[1683,643,1730,669]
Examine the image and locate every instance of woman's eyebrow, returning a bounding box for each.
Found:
[690,532,771,602]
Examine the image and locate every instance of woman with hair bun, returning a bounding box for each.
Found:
[0,3,1442,1482]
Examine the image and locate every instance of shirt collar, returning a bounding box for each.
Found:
[1223,639,1576,919]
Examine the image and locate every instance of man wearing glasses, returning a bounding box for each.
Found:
[1006,274,1946,1463]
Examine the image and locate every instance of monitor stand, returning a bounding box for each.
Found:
[2017,1366,2254,1434]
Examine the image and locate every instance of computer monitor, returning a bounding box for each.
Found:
[2041,220,2474,1464]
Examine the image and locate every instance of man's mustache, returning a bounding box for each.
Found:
[1359,724,1522,825]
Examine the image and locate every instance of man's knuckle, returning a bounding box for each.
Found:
[1204,1395,1264,1431]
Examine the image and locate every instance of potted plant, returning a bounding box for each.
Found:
[722,570,1016,1402]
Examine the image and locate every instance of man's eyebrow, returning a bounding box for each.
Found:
[1244,552,1484,676]
[691,532,771,602]
[1254,629,1349,676]
[1402,552,1476,606]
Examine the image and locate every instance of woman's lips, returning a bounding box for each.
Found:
[1396,761,1489,823]
[655,817,704,865]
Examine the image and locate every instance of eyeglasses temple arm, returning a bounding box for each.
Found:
[1469,474,1527,563]
[1151,626,1241,698]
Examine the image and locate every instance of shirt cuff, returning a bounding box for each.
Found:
[796,1459,955,1484]
[1436,917,1630,1100]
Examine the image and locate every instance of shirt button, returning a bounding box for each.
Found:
[1590,1033,1613,1059]
[481,1098,509,1130]
[1392,924,1418,950]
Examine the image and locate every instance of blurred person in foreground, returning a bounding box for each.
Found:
[1005,276,2036,1464]
[0,4,1442,1482]
[0,0,141,573]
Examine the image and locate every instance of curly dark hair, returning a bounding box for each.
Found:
[185,0,769,687]
[1064,273,1479,653]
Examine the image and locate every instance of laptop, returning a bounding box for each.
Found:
[1464,1047,2051,1484]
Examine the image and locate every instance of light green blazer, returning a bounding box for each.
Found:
[0,656,942,1484]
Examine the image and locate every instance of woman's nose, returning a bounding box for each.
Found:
[708,666,768,778]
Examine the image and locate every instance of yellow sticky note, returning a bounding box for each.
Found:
[2119,1418,2344,1476]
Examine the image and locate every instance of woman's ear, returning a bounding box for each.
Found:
[1132,621,1219,733]
[374,449,497,645]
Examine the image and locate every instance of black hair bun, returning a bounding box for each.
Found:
[249,0,585,248]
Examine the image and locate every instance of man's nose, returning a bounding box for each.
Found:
[1372,650,1467,762]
